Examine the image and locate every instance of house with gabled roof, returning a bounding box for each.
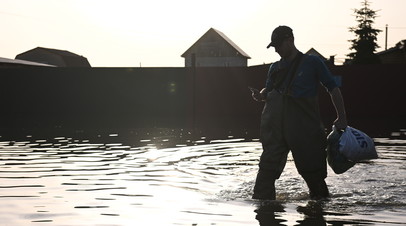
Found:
[305,48,327,61]
[181,28,250,67]
[377,40,406,64]
[305,47,336,65]
[16,47,91,67]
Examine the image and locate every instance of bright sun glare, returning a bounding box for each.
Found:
[76,0,254,37]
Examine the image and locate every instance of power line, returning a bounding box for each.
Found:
[0,11,26,17]
[386,27,406,29]
[0,10,40,20]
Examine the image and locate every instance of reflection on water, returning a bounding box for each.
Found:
[0,129,405,225]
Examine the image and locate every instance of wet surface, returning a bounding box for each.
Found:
[0,129,405,225]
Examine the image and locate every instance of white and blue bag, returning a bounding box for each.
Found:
[339,126,378,162]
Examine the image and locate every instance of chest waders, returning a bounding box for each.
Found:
[253,54,329,200]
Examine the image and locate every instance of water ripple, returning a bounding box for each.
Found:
[0,132,404,225]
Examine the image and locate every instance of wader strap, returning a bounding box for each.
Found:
[283,53,304,96]
[268,52,305,95]
[269,67,288,91]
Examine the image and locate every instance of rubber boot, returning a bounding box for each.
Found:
[252,170,276,200]
[304,178,329,200]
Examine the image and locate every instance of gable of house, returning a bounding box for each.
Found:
[305,48,327,61]
[181,28,250,67]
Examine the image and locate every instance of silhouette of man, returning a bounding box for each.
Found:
[251,25,347,200]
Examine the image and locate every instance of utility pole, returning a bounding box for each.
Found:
[385,24,388,50]
[191,53,196,138]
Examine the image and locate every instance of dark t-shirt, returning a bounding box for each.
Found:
[265,54,338,98]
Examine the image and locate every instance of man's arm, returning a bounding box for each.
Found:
[329,87,348,130]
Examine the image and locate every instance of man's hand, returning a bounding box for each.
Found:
[249,87,266,102]
[334,117,348,130]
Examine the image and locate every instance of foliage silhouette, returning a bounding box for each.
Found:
[347,0,381,64]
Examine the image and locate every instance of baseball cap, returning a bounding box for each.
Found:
[266,26,293,48]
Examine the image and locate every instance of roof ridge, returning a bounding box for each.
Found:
[210,28,251,58]
[181,28,250,59]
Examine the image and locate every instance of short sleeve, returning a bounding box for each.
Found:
[313,56,338,92]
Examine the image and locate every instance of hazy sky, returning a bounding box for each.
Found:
[1,0,405,67]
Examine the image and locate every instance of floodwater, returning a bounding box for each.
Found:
[0,129,405,226]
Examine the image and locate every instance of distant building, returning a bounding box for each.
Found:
[0,57,55,68]
[305,48,327,60]
[16,47,91,67]
[181,28,250,67]
[377,40,406,64]
[305,48,335,65]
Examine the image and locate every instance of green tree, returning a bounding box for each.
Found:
[347,0,381,64]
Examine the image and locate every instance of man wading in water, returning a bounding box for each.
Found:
[250,26,347,200]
